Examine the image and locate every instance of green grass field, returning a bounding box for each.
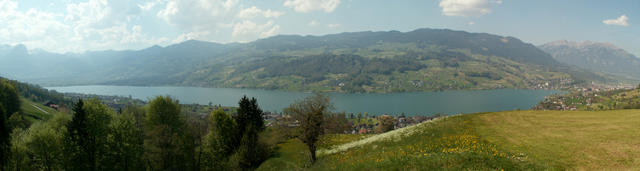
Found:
[258,109,640,170]
[474,110,640,170]
[19,97,58,121]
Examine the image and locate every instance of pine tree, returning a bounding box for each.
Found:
[234,96,264,145]
[64,99,92,170]
[232,96,266,169]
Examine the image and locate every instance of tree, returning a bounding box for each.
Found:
[324,112,351,134]
[0,79,20,167]
[11,113,69,170]
[0,104,9,170]
[375,115,395,133]
[232,96,267,169]
[145,96,185,170]
[64,99,93,170]
[234,96,264,144]
[105,110,145,170]
[205,109,236,170]
[284,93,332,163]
[64,99,113,170]
[181,116,209,171]
[0,79,20,116]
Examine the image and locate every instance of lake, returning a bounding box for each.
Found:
[47,85,563,116]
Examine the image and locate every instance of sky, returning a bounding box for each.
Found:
[0,0,638,56]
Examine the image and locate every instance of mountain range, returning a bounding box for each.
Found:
[539,40,640,80]
[0,28,618,93]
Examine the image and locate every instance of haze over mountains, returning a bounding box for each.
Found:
[539,40,640,80]
[0,28,621,92]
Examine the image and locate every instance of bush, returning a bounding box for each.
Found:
[375,115,395,133]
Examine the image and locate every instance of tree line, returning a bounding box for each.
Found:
[0,77,272,170]
[0,77,344,170]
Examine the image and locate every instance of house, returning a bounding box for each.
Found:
[42,101,59,110]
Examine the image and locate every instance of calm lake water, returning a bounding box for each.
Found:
[47,85,563,116]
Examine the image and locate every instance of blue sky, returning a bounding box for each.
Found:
[1,0,638,56]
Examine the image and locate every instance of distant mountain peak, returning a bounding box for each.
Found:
[8,44,28,56]
[544,40,619,50]
[540,40,640,80]
[144,45,163,50]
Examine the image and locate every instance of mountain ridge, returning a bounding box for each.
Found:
[539,40,640,80]
[0,28,616,92]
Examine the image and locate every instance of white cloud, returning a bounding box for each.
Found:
[260,25,280,38]
[0,0,284,52]
[157,0,238,30]
[439,0,501,17]
[232,20,280,39]
[308,20,319,26]
[237,6,284,19]
[0,0,71,52]
[138,0,160,11]
[468,21,475,25]
[172,31,211,43]
[327,23,340,28]
[158,0,283,42]
[284,0,341,13]
[603,15,629,26]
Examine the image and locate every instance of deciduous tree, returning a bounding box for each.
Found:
[284,93,332,163]
[145,96,185,170]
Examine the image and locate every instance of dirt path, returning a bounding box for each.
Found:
[30,103,49,114]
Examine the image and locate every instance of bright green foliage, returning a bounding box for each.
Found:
[105,110,145,170]
[10,113,70,170]
[146,96,183,132]
[205,109,236,170]
[64,99,114,170]
[285,93,332,163]
[145,96,186,170]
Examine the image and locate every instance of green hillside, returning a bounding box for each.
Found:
[2,29,613,93]
[180,29,612,93]
[535,86,640,110]
[259,110,640,170]
[18,98,57,121]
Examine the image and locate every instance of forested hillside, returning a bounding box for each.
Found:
[0,28,613,92]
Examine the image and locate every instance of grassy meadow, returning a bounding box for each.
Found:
[19,97,58,121]
[258,109,640,170]
[474,110,640,170]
